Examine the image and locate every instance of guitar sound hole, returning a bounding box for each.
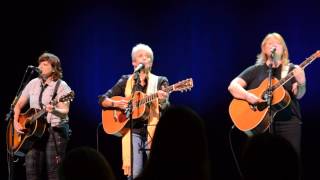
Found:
[25,121,34,129]
[257,102,268,111]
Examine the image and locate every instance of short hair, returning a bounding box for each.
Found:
[131,43,154,62]
[38,52,63,81]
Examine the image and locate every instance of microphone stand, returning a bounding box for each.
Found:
[267,52,276,133]
[6,67,36,180]
[125,71,140,179]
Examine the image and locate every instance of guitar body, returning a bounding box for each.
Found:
[6,108,47,156]
[101,78,194,137]
[131,91,148,119]
[229,78,291,135]
[6,91,74,156]
[102,91,148,137]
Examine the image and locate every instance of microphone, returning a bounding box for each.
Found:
[270,46,276,59]
[134,63,145,73]
[28,65,42,74]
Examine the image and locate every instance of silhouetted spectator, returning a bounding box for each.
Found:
[136,105,211,180]
[58,147,116,180]
[242,133,300,180]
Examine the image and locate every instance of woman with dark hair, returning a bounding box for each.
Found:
[13,52,73,180]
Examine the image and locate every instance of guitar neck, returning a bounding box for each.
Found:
[135,85,174,107]
[132,78,193,108]
[272,53,318,90]
[28,91,75,123]
[31,109,47,122]
[31,99,59,122]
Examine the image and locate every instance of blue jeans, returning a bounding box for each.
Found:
[128,133,148,179]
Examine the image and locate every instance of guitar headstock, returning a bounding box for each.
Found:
[300,50,320,69]
[50,91,75,106]
[59,91,75,103]
[172,78,193,92]
[314,50,320,58]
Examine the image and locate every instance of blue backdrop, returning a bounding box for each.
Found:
[1,0,319,179]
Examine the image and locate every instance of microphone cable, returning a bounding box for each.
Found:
[228,125,244,179]
[96,122,103,152]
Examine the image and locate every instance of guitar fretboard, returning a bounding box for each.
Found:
[29,91,74,122]
[134,84,175,108]
[32,109,47,121]
[272,51,319,91]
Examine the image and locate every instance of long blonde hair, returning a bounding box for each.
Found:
[256,32,290,66]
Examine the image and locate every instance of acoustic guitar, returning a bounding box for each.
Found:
[102,78,193,137]
[229,51,320,136]
[6,91,75,157]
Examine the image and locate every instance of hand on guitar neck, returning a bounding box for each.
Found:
[107,89,168,109]
[157,89,168,102]
[292,65,306,85]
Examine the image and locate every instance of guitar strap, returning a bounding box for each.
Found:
[281,64,290,78]
[39,79,62,165]
[51,79,61,101]
[38,79,61,109]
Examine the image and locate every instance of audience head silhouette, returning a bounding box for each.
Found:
[138,105,211,180]
[58,146,116,180]
[242,133,300,180]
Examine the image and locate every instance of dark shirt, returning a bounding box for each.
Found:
[98,74,170,132]
[238,63,302,121]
